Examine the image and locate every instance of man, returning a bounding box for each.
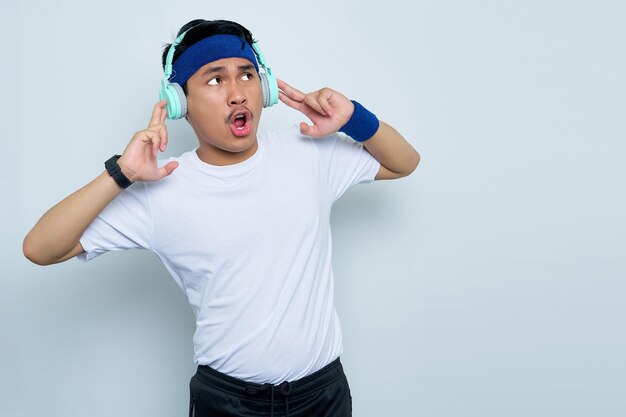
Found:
[23,19,420,417]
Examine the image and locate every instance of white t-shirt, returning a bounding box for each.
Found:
[77,125,380,384]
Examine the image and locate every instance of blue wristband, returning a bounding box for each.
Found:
[339,100,380,142]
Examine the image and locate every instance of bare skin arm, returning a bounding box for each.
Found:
[23,100,178,266]
[363,121,420,180]
[24,172,125,265]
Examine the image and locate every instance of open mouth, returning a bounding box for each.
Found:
[233,113,246,128]
[229,109,252,137]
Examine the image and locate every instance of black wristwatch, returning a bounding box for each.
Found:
[105,155,133,189]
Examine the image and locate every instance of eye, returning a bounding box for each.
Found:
[208,77,220,86]
[242,73,253,80]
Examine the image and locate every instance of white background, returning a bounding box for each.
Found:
[2,0,625,416]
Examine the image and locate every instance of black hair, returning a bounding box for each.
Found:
[161,19,256,96]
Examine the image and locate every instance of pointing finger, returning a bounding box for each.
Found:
[160,105,167,125]
[277,79,305,102]
[278,90,301,110]
[279,90,316,120]
[149,99,166,128]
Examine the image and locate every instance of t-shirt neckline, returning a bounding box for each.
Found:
[189,138,264,176]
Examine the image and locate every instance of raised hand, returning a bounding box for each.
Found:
[277,79,355,138]
[117,100,179,182]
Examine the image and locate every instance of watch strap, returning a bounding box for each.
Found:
[105,155,133,189]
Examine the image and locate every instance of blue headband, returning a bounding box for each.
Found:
[169,34,260,86]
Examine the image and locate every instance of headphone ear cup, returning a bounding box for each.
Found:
[160,82,187,119]
[259,72,279,108]
[171,83,188,118]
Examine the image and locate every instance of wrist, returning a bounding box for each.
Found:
[339,100,379,142]
[105,155,134,189]
[116,158,138,183]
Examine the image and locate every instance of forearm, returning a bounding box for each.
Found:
[362,121,420,175]
[23,171,124,265]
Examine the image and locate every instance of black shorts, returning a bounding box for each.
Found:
[189,357,353,417]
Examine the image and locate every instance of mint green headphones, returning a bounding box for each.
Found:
[159,30,279,120]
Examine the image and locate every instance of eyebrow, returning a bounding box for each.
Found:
[202,64,256,77]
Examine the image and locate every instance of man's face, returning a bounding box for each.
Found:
[185,56,263,166]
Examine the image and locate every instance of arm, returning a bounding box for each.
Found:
[362,121,420,180]
[23,100,178,266]
[276,79,420,180]
[23,172,125,265]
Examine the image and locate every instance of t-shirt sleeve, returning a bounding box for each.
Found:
[311,131,381,203]
[76,181,153,262]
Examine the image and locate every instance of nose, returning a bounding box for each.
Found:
[228,84,247,106]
